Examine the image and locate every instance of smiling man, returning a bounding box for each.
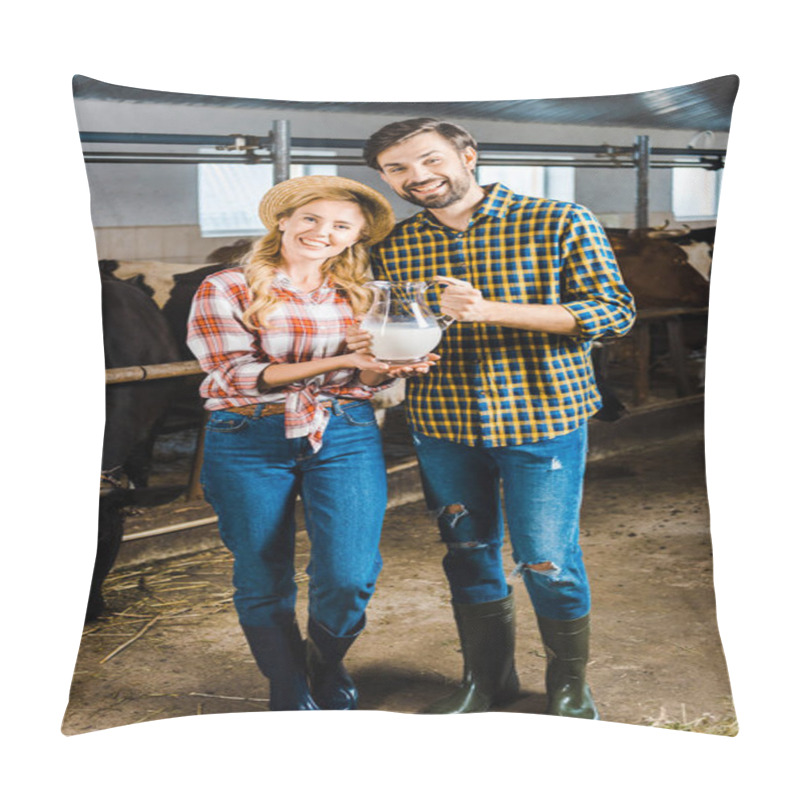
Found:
[358,118,636,718]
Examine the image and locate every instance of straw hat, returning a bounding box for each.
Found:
[258,175,395,246]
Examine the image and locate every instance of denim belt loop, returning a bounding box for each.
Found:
[253,402,265,418]
[330,398,343,417]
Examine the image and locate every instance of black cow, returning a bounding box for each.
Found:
[89,267,182,621]
[161,264,230,360]
[99,260,237,360]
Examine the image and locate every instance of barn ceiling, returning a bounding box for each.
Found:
[73,74,739,133]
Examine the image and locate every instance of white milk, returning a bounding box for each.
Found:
[362,321,442,363]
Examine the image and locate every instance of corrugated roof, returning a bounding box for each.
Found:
[73,74,738,132]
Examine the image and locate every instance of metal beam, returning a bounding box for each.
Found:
[272,120,291,183]
[80,130,726,161]
[634,135,651,230]
[83,151,721,170]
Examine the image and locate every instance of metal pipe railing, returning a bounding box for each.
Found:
[80,131,726,171]
[83,152,723,169]
[105,360,204,385]
[79,131,726,157]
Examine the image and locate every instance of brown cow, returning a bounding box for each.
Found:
[604,226,713,309]
[601,225,713,398]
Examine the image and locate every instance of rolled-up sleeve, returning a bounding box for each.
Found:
[186,277,270,398]
[560,206,636,341]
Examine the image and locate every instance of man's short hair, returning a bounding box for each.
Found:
[363,118,477,170]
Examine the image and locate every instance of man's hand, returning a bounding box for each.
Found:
[435,275,494,323]
[435,276,581,335]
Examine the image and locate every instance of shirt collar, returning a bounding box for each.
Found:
[416,183,517,231]
[273,270,336,301]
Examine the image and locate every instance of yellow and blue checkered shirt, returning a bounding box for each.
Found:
[371,183,636,446]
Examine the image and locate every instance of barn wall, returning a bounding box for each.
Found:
[75,98,727,261]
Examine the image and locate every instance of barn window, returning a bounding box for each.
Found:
[477,156,575,202]
[198,149,337,237]
[671,162,723,221]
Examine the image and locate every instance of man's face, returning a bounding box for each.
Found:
[377,131,478,209]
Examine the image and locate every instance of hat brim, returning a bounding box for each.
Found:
[258,175,395,246]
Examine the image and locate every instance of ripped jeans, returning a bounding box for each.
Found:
[412,424,590,620]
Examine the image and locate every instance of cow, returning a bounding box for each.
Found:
[99,259,218,308]
[99,240,254,306]
[604,225,713,309]
[100,241,254,359]
[599,224,715,402]
[631,223,715,280]
[162,264,236,360]
[89,266,183,621]
[206,239,255,265]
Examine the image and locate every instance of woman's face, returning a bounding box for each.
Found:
[278,199,367,267]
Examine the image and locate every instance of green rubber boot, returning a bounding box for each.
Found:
[422,591,520,714]
[536,613,599,719]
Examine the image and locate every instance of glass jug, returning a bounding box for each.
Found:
[362,281,454,364]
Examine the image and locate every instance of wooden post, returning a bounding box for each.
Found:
[666,317,691,397]
[632,322,651,405]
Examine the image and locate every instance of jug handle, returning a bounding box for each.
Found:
[424,279,457,329]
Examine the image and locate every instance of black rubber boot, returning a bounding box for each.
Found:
[422,591,520,714]
[241,618,320,711]
[536,613,599,720]
[306,616,362,710]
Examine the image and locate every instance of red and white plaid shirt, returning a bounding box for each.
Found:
[187,267,381,451]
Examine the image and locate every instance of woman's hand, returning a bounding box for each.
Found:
[349,352,439,376]
[346,352,391,372]
[386,353,441,377]
[345,323,374,354]
[359,352,440,387]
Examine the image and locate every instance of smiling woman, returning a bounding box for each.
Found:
[277,199,366,284]
[183,175,419,712]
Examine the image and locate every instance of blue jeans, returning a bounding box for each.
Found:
[412,424,590,620]
[201,399,386,636]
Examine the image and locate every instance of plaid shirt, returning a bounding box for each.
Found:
[187,267,378,451]
[372,183,636,446]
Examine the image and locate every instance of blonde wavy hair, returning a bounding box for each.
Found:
[241,184,388,330]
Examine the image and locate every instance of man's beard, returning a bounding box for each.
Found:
[402,171,473,209]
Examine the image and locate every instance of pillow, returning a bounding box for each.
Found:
[64,74,738,737]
